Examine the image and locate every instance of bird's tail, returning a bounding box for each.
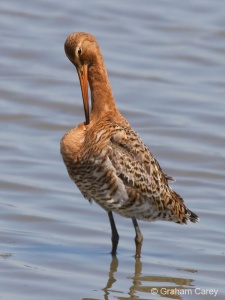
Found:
[168,189,199,224]
[187,209,199,223]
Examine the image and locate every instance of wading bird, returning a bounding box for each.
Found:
[61,32,199,258]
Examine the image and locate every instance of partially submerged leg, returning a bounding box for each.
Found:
[132,217,143,258]
[108,211,119,256]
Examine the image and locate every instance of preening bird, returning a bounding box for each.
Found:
[61,32,199,258]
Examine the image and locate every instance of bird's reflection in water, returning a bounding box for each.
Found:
[102,256,119,299]
[100,256,196,300]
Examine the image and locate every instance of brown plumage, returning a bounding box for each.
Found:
[61,32,199,258]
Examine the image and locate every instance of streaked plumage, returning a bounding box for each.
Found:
[61,32,199,258]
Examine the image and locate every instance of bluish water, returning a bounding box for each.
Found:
[1,0,225,299]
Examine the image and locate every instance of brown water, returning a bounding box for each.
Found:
[1,0,225,299]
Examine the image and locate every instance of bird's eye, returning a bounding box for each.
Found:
[78,48,82,55]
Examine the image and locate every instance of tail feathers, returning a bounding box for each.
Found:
[168,189,199,224]
[188,209,199,223]
[177,209,199,224]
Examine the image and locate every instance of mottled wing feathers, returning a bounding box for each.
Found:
[106,121,198,224]
[109,125,170,210]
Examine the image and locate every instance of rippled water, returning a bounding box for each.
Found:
[1,0,225,299]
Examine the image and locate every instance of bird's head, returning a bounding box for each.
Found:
[64,32,100,125]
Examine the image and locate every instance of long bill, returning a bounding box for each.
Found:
[77,64,90,125]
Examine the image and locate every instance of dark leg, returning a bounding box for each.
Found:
[132,217,143,258]
[108,211,119,256]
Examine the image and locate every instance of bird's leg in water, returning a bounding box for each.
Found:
[108,211,119,255]
[132,217,143,258]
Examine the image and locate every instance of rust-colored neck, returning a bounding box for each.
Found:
[88,51,118,123]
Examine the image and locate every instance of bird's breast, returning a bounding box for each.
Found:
[61,122,129,209]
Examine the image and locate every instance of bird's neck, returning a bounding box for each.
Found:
[88,55,118,122]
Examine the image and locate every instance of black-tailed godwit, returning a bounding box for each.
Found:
[61,32,199,258]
